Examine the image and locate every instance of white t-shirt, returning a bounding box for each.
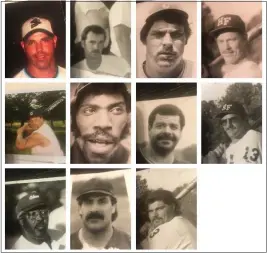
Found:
[12,229,65,250]
[48,206,66,232]
[222,59,261,78]
[109,2,131,57]
[225,129,262,164]
[13,66,66,79]
[141,216,197,250]
[31,123,64,156]
[71,55,130,78]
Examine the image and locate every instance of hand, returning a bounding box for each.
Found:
[17,123,28,134]
[213,143,226,158]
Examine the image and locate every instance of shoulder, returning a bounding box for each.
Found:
[70,230,82,249]
[13,69,26,78]
[12,236,27,249]
[183,59,196,78]
[109,227,131,249]
[244,129,262,139]
[48,228,64,241]
[57,66,66,77]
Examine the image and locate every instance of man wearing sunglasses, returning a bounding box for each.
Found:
[204,102,262,164]
[12,191,65,249]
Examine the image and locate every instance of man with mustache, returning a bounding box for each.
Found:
[71,177,131,249]
[209,14,261,78]
[136,104,188,164]
[204,102,262,164]
[137,2,195,78]
[14,17,66,78]
[71,83,131,164]
[140,189,196,249]
[12,191,65,249]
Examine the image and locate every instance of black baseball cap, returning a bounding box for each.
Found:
[216,102,247,119]
[28,108,44,119]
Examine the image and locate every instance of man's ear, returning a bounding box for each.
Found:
[20,41,25,51]
[53,35,58,48]
[81,40,85,49]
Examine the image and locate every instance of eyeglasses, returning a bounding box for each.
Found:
[26,209,48,220]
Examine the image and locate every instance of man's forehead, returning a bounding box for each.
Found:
[216,31,241,40]
[149,200,166,208]
[81,93,126,106]
[26,31,52,41]
[221,113,240,121]
[150,21,185,31]
[86,31,105,40]
[154,114,180,122]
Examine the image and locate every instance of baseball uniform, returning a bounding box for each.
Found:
[141,216,196,249]
[225,129,262,164]
[71,55,130,78]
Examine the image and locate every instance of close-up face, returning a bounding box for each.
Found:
[23,207,49,237]
[149,114,182,155]
[76,93,129,163]
[216,31,246,64]
[145,20,186,74]
[221,113,246,140]
[21,32,57,70]
[28,116,43,130]
[82,31,105,59]
[78,194,115,233]
[148,200,175,229]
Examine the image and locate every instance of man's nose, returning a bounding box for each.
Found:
[162,32,173,47]
[164,125,172,134]
[96,110,112,128]
[35,41,43,52]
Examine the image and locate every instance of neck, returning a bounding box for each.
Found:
[26,61,57,78]
[24,230,51,246]
[144,58,184,78]
[143,144,174,164]
[231,128,249,144]
[86,55,102,70]
[81,225,113,248]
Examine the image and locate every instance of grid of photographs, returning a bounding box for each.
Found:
[1,0,266,252]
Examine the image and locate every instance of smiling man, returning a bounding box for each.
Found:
[12,191,65,249]
[71,83,131,164]
[14,17,66,78]
[71,177,131,249]
[210,14,261,78]
[137,104,188,164]
[138,2,195,78]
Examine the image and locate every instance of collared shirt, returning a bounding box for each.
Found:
[13,66,66,78]
[71,227,131,250]
[71,141,130,164]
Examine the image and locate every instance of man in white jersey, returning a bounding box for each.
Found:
[15,109,64,156]
[14,17,66,78]
[204,102,262,164]
[12,191,65,249]
[71,11,130,78]
[140,189,196,249]
[209,14,261,78]
[137,1,196,78]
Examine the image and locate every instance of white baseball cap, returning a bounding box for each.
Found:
[22,17,54,40]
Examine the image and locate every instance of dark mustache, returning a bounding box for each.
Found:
[82,130,119,143]
[86,212,104,220]
[34,52,48,57]
[156,132,176,141]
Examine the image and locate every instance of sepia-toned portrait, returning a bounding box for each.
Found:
[5,0,66,78]
[136,168,197,250]
[5,169,66,250]
[202,1,262,78]
[5,83,66,164]
[136,1,197,78]
[71,1,131,78]
[136,83,196,164]
[202,83,262,164]
[70,82,131,164]
[70,169,131,250]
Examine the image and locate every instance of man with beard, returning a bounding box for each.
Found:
[140,189,196,249]
[71,177,131,249]
[137,1,195,78]
[136,104,188,164]
[14,17,66,78]
[71,83,131,164]
[12,191,65,249]
[15,109,64,156]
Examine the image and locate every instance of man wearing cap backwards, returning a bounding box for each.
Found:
[204,102,262,164]
[71,177,131,249]
[140,189,196,249]
[12,191,65,249]
[14,17,66,78]
[71,10,130,78]
[71,83,131,164]
[138,2,195,78]
[15,109,64,156]
[210,14,261,78]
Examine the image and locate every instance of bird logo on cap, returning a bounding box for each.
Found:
[30,17,42,29]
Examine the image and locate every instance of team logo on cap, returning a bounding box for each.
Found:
[217,16,232,27]
[30,17,42,29]
[162,3,170,9]
[222,104,233,111]
[29,111,34,116]
[29,194,39,200]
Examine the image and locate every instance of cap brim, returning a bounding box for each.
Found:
[209,27,245,37]
[77,190,115,200]
[23,28,54,41]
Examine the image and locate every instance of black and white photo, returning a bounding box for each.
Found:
[71,1,131,78]
[136,83,196,164]
[136,168,197,250]
[70,169,131,250]
[5,169,66,250]
[202,1,262,78]
[202,83,262,164]
[70,83,131,164]
[136,1,197,78]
